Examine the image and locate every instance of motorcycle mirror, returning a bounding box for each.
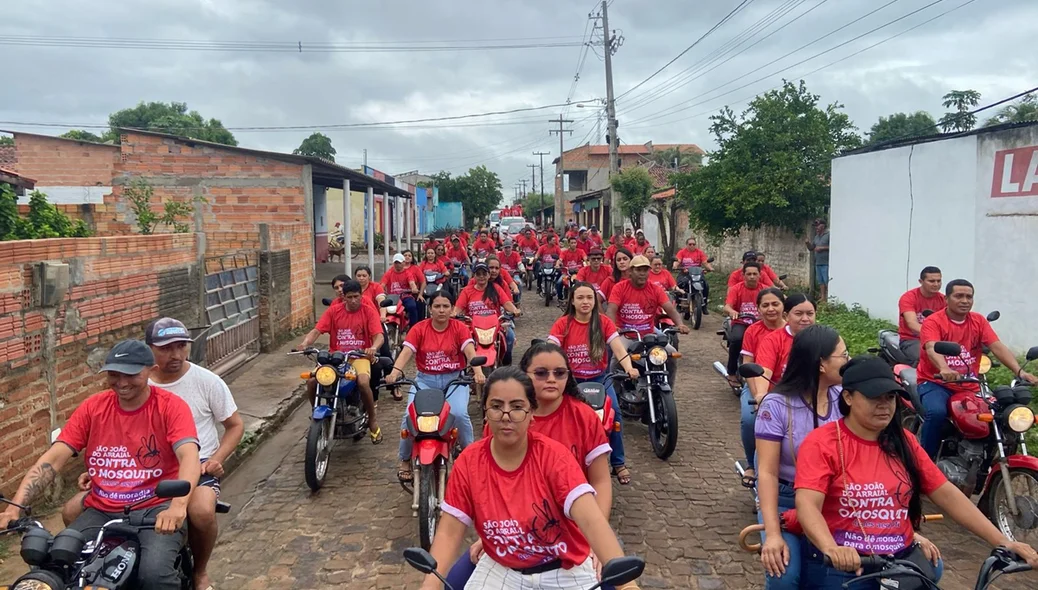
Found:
[738,363,765,379]
[376,356,395,369]
[986,311,1000,322]
[469,356,488,367]
[920,309,934,318]
[933,341,963,356]
[596,556,645,588]
[155,479,191,499]
[403,547,439,574]
[1026,346,1038,362]
[321,297,333,307]
[380,299,395,308]
[778,274,788,281]
[707,257,715,263]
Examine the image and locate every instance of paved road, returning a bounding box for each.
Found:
[209,293,1032,589]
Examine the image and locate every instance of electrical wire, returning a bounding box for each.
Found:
[615,0,757,101]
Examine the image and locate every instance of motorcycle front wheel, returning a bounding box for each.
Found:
[305,418,332,491]
[418,461,442,551]
[544,284,553,306]
[986,467,1038,545]
[693,293,704,330]
[649,390,679,460]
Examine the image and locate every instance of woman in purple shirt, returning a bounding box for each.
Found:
[753,324,847,590]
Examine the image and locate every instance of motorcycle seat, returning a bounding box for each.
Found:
[898,367,917,387]
[897,367,925,414]
[880,330,901,350]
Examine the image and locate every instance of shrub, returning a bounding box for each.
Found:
[1,185,91,241]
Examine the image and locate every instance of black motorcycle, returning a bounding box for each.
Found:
[712,312,758,397]
[613,328,681,460]
[675,257,713,330]
[448,264,468,297]
[541,263,560,307]
[1,480,230,590]
[422,271,445,316]
[824,547,1031,590]
[522,255,536,290]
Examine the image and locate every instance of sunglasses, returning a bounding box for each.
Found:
[528,368,569,381]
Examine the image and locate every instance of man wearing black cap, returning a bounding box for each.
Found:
[0,340,200,590]
[728,250,775,288]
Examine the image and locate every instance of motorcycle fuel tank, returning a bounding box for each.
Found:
[949,391,991,440]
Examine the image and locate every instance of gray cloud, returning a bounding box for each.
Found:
[2,0,1034,197]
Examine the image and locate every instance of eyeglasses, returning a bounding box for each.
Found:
[827,351,850,361]
[486,406,531,422]
[529,368,569,381]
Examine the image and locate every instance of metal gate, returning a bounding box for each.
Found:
[204,253,260,373]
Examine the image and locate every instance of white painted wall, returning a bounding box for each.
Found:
[18,186,110,205]
[830,125,1038,351]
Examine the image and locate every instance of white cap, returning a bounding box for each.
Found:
[393,253,405,263]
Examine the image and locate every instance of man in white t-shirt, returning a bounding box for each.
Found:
[62,318,243,590]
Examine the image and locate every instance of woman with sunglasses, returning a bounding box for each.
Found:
[551,282,640,485]
[599,247,633,301]
[425,367,635,590]
[738,287,786,490]
[796,355,1038,588]
[753,324,848,589]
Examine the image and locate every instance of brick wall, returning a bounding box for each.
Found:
[12,133,119,187]
[694,224,812,285]
[0,234,202,492]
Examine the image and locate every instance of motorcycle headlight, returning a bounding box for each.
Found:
[979,355,992,375]
[416,415,440,433]
[648,346,668,366]
[474,327,496,346]
[315,365,338,386]
[1007,406,1035,433]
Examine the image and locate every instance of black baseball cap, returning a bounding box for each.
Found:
[742,250,758,261]
[841,356,907,399]
[99,340,156,375]
[473,262,489,273]
[145,317,192,347]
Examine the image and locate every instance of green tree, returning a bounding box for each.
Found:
[610,167,654,231]
[0,136,12,146]
[938,89,982,133]
[105,101,237,145]
[984,93,1038,127]
[425,167,502,227]
[649,146,703,168]
[0,185,90,241]
[866,111,937,145]
[122,177,200,235]
[674,80,861,239]
[293,132,336,160]
[59,129,105,143]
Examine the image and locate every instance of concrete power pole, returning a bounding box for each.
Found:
[602,0,622,239]
[549,116,573,231]
[532,151,550,227]
[519,179,528,198]
[527,164,538,204]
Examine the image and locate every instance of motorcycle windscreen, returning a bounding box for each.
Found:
[413,388,447,415]
[578,383,607,410]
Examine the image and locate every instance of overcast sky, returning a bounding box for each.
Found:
[2,0,1034,201]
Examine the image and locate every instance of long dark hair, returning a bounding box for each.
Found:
[838,357,923,529]
[611,247,634,282]
[773,324,841,429]
[520,341,581,400]
[482,366,538,411]
[561,282,607,364]
[475,257,502,310]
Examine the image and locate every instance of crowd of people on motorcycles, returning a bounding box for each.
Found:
[5,214,1038,590]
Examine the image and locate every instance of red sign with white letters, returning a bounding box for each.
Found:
[991,145,1038,198]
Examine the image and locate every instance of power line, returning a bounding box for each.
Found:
[615,0,757,101]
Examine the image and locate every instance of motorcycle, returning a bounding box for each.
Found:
[403,547,645,590]
[541,264,560,307]
[382,294,412,358]
[675,257,714,330]
[522,255,536,290]
[903,338,1038,544]
[448,264,468,297]
[577,380,620,437]
[421,272,446,318]
[458,312,514,370]
[874,309,936,369]
[380,360,484,551]
[1,480,230,590]
[712,312,759,397]
[291,347,393,491]
[615,328,682,460]
[558,267,579,308]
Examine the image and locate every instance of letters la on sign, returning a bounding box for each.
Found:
[991,145,1038,198]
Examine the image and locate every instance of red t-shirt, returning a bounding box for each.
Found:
[447,246,469,267]
[418,260,449,279]
[623,237,636,248]
[629,241,650,255]
[559,249,587,271]
[760,264,780,285]
[442,432,595,570]
[728,268,774,288]
[741,321,781,359]
[472,238,497,258]
[607,279,669,337]
[796,420,946,555]
[498,251,522,273]
[403,319,474,374]
[422,239,440,253]
[576,239,594,255]
[917,311,998,394]
[517,236,540,256]
[756,325,794,382]
[725,283,764,324]
[458,232,471,247]
[360,282,385,310]
[648,270,677,290]
[575,265,612,293]
[675,248,707,270]
[605,245,619,264]
[436,255,454,271]
[57,387,199,513]
[897,288,947,341]
[541,232,558,246]
[381,267,415,295]
[565,230,579,240]
[589,233,604,247]
[548,315,620,377]
[536,245,562,264]
[456,283,513,317]
[316,301,383,351]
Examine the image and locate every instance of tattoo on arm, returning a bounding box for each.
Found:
[20,463,57,506]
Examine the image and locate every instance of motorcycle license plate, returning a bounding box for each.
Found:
[693,282,702,289]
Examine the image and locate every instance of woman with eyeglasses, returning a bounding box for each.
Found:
[424,367,634,590]
[551,282,640,485]
[738,288,786,491]
[598,247,633,301]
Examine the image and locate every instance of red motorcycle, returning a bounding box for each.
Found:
[458,311,513,370]
[381,359,484,551]
[381,294,413,357]
[898,338,1038,544]
[577,380,620,437]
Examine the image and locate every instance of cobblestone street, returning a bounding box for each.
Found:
[209,299,1034,589]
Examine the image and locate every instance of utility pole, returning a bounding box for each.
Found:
[363,148,368,168]
[532,150,550,228]
[519,179,527,198]
[527,163,538,201]
[549,116,573,231]
[601,0,622,239]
